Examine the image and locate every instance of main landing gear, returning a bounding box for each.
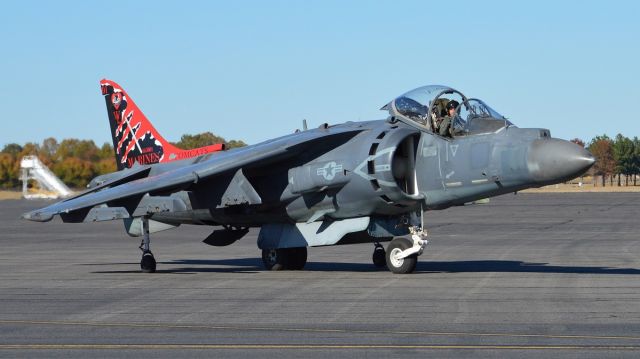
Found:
[372,243,387,268]
[373,227,428,274]
[261,247,308,270]
[139,217,156,273]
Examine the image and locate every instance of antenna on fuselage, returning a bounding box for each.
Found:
[302,119,308,131]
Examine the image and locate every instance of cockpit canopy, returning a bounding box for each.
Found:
[382,85,513,136]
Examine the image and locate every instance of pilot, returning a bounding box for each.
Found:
[439,100,459,137]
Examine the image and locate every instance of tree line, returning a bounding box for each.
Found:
[573,134,640,186]
[0,132,246,189]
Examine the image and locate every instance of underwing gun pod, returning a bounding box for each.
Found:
[23,82,595,274]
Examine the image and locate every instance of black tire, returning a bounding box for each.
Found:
[262,248,285,270]
[386,238,417,274]
[261,247,308,270]
[140,251,156,273]
[372,247,387,268]
[285,247,308,270]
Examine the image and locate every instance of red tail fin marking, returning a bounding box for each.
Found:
[100,79,225,169]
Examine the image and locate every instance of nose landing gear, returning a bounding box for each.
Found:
[385,227,428,274]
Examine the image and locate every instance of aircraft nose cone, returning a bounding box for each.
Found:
[528,139,595,184]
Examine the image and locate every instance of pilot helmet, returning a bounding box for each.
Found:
[446,100,459,110]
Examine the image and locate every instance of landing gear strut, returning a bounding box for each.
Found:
[139,217,156,273]
[372,243,386,268]
[261,247,307,270]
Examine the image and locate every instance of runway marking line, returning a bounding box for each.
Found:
[2,319,640,342]
[0,344,639,350]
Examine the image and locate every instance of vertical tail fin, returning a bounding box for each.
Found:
[100,79,225,170]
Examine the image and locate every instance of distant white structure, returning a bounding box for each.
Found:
[20,156,72,199]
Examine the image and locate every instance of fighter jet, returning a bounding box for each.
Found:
[23,81,595,274]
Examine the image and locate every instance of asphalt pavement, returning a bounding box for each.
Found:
[1,193,639,358]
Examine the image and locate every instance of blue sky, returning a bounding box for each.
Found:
[0,0,638,148]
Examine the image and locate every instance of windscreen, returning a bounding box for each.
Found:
[456,99,513,135]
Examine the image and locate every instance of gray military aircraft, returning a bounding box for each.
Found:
[23,80,595,274]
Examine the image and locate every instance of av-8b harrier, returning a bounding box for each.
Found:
[23,80,595,274]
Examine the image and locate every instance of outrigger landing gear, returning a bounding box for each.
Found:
[372,243,386,268]
[139,217,156,273]
[386,227,428,274]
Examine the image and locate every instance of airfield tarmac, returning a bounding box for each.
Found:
[0,193,639,358]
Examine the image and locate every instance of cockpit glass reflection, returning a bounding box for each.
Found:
[385,86,514,137]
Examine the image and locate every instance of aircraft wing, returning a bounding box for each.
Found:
[23,127,363,222]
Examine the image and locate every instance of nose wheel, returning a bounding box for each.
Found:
[386,238,417,274]
[385,228,428,274]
